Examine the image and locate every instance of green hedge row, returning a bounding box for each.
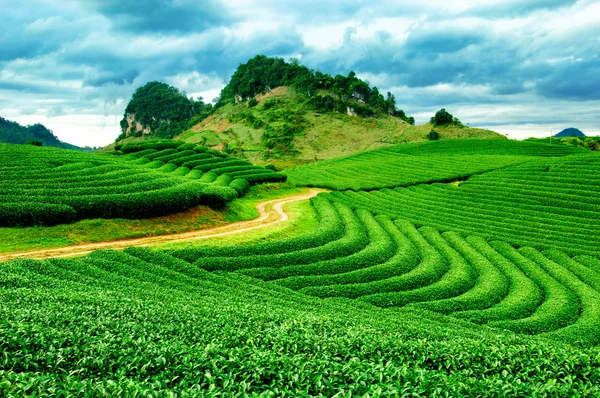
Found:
[0,202,77,227]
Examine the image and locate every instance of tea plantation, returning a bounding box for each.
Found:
[2,139,600,395]
[285,139,587,190]
[0,141,285,226]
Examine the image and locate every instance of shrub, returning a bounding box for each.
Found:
[427,130,440,140]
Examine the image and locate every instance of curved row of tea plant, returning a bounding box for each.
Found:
[0,142,285,226]
[1,244,599,395]
[328,153,600,256]
[151,196,600,346]
[285,139,587,190]
[114,140,286,185]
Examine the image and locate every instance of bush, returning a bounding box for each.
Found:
[248,98,258,107]
[427,130,440,140]
[27,140,43,146]
[229,178,250,195]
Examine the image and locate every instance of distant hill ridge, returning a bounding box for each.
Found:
[0,116,84,150]
[554,127,585,137]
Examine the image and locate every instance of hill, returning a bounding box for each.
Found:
[118,56,506,164]
[2,138,600,395]
[0,116,85,150]
[117,81,213,141]
[555,127,585,137]
[0,140,284,227]
[179,86,505,165]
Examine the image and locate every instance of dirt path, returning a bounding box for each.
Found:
[0,189,325,262]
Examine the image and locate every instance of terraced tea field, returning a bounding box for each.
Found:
[285,139,586,190]
[0,141,284,226]
[2,244,599,395]
[329,154,600,256]
[2,138,600,395]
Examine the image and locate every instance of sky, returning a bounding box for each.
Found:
[1,0,599,147]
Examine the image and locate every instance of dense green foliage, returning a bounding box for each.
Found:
[0,141,284,226]
[3,137,600,394]
[1,242,600,395]
[118,81,213,140]
[430,108,462,127]
[0,116,83,150]
[328,153,600,256]
[160,193,600,347]
[527,136,600,151]
[219,55,415,124]
[285,139,585,190]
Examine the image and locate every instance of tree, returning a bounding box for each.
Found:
[431,108,454,126]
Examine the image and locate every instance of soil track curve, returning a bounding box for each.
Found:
[0,189,325,261]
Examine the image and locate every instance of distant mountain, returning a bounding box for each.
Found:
[0,116,85,150]
[554,127,585,137]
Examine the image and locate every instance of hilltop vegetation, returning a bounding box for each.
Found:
[0,116,84,150]
[117,81,213,140]
[181,86,504,163]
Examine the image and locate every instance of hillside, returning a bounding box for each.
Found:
[2,138,600,395]
[118,81,213,141]
[178,86,505,164]
[555,127,585,137]
[0,116,84,150]
[117,55,505,164]
[0,140,284,227]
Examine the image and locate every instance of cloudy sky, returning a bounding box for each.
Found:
[1,0,599,147]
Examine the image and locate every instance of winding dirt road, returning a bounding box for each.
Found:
[0,189,324,262]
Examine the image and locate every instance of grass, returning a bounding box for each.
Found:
[178,86,505,164]
[158,199,318,250]
[0,183,302,254]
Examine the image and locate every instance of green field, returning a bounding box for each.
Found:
[2,138,600,395]
[285,139,588,190]
[0,141,285,227]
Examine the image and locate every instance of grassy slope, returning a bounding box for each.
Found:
[178,86,505,165]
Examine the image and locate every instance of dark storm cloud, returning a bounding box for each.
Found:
[536,57,600,100]
[83,0,235,33]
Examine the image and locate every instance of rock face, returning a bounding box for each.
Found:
[555,127,585,137]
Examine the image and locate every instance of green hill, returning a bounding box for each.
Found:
[118,56,505,165]
[179,86,505,165]
[117,81,213,141]
[0,140,284,227]
[0,116,84,150]
[3,138,600,395]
